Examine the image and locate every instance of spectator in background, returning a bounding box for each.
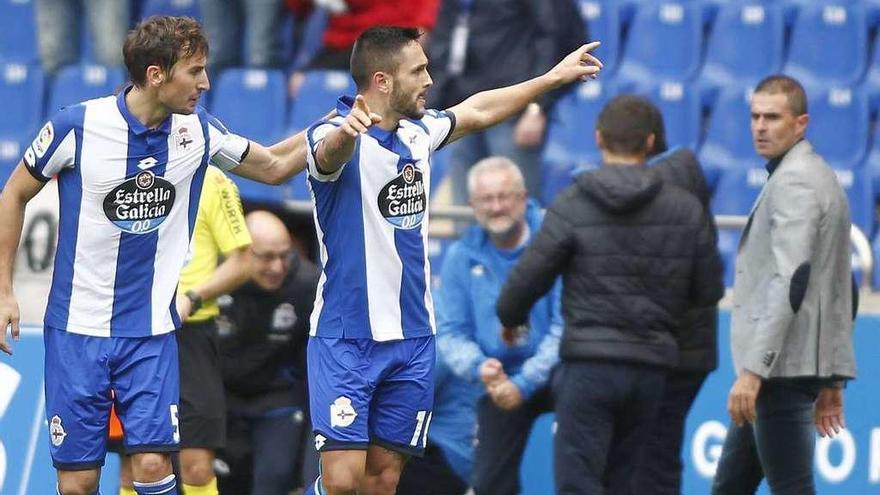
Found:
[712,75,856,495]
[427,0,586,205]
[433,157,562,495]
[198,0,285,71]
[215,210,319,495]
[35,0,129,75]
[630,102,723,494]
[497,95,724,495]
[396,357,481,495]
[285,0,440,96]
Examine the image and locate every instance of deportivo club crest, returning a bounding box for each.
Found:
[49,415,67,447]
[377,163,426,230]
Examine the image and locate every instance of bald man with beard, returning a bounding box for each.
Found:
[215,210,321,495]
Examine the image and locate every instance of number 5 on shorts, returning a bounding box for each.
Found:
[409,410,433,447]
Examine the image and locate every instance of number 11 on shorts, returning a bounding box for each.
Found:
[409,410,433,448]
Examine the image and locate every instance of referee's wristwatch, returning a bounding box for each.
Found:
[184,290,203,312]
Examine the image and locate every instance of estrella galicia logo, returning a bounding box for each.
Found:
[378,163,426,229]
[103,170,176,234]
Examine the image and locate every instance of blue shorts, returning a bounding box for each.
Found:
[44,327,180,470]
[307,335,435,457]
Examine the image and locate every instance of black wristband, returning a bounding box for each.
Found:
[184,290,203,312]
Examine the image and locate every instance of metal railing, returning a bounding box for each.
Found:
[285,201,875,289]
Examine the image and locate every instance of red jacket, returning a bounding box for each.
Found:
[287,0,440,50]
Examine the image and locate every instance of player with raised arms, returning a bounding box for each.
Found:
[303,26,602,495]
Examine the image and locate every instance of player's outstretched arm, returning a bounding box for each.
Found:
[0,163,47,355]
[445,42,603,144]
[314,95,382,174]
[229,130,309,185]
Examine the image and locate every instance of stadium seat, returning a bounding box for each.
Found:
[210,68,287,145]
[861,34,880,108]
[698,86,756,191]
[784,2,869,89]
[617,2,703,83]
[139,0,201,20]
[292,8,329,70]
[575,0,623,76]
[0,0,39,64]
[0,63,45,142]
[47,64,126,116]
[288,70,355,132]
[806,88,869,169]
[700,4,785,93]
[541,80,617,204]
[639,81,701,150]
[872,233,880,290]
[0,138,23,187]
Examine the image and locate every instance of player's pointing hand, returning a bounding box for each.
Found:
[341,95,383,137]
[549,41,604,85]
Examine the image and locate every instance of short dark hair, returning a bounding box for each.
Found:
[645,100,668,157]
[596,95,656,155]
[350,26,422,91]
[123,16,208,87]
[754,75,808,116]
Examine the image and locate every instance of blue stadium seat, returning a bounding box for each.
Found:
[0,0,39,64]
[784,2,869,89]
[806,88,869,169]
[700,4,785,93]
[861,34,880,109]
[865,125,880,203]
[541,80,616,205]
[640,81,701,150]
[698,86,756,191]
[617,2,703,83]
[0,138,24,187]
[575,1,623,76]
[288,70,355,132]
[872,233,880,290]
[210,68,287,145]
[0,63,45,141]
[139,0,201,20]
[47,64,125,116]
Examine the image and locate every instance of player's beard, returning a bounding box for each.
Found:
[390,86,425,120]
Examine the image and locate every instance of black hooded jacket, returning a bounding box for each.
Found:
[497,164,724,368]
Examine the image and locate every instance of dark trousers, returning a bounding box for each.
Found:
[472,384,554,495]
[631,371,709,494]
[554,361,666,495]
[712,378,822,495]
[397,443,469,495]
[218,407,307,495]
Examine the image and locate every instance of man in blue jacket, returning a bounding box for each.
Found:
[435,156,563,495]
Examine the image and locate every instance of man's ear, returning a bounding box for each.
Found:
[595,130,605,151]
[373,71,392,94]
[645,133,656,154]
[146,65,166,87]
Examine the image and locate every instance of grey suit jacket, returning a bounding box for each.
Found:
[731,140,856,380]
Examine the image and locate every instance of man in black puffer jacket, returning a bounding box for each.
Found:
[497,95,724,495]
[630,102,723,494]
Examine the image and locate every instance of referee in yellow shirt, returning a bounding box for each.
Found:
[174,166,253,495]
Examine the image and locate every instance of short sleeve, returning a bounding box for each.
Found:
[305,118,345,182]
[22,107,81,181]
[420,109,456,152]
[206,168,252,254]
[205,112,250,172]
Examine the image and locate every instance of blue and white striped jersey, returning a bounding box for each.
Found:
[305,96,456,341]
[22,88,248,338]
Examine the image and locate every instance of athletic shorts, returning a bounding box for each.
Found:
[177,319,226,449]
[307,335,435,457]
[44,326,180,470]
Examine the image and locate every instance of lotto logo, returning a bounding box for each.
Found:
[314,434,326,451]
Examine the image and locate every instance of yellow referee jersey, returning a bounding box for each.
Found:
[178,166,252,322]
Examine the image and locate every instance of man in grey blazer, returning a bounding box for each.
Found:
[711,75,857,495]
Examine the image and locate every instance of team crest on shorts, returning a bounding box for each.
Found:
[103,169,176,234]
[49,415,67,447]
[377,163,426,230]
[330,396,357,428]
